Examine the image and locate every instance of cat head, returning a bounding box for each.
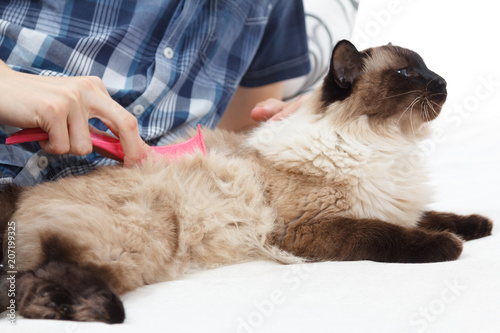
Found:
[318,40,447,139]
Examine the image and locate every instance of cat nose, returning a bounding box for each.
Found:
[429,75,447,92]
[435,76,447,89]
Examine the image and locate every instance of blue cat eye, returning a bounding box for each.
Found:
[397,68,409,76]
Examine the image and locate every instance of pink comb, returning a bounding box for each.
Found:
[6,125,207,160]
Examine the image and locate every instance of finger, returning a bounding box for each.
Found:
[87,95,150,165]
[106,104,150,166]
[39,121,70,155]
[88,125,124,161]
[75,76,149,164]
[251,99,287,122]
[67,110,92,156]
[40,93,92,156]
[88,124,116,138]
[253,98,286,109]
[269,94,310,121]
[250,106,278,122]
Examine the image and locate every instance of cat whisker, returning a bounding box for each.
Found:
[426,92,447,100]
[425,102,431,122]
[397,97,421,123]
[396,108,409,124]
[398,97,421,141]
[420,99,429,123]
[426,99,439,118]
[380,90,422,100]
[409,99,418,141]
[421,100,428,122]
[428,99,443,110]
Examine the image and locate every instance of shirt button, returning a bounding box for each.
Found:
[163,47,174,59]
[132,104,145,116]
[37,156,49,169]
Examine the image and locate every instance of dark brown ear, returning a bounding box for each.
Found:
[331,40,364,88]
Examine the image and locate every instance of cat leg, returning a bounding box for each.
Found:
[272,216,463,263]
[15,269,74,321]
[418,211,493,241]
[5,234,126,322]
[15,261,125,323]
[0,183,23,261]
[0,184,23,311]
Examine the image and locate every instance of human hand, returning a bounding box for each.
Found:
[250,94,310,122]
[0,62,149,166]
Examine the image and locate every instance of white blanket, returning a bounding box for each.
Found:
[2,1,499,332]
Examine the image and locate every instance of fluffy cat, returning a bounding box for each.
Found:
[0,40,492,323]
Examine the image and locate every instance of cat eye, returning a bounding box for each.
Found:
[397,68,409,76]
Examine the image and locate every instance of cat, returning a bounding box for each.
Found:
[0,40,492,323]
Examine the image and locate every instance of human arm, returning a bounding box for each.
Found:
[216,0,311,132]
[217,82,309,132]
[217,82,284,131]
[0,60,149,165]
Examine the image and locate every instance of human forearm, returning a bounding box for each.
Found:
[217,82,284,132]
[217,82,310,132]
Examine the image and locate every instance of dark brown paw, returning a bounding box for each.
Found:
[16,262,125,323]
[428,231,463,262]
[419,211,493,241]
[408,231,463,263]
[456,214,493,241]
[16,273,74,320]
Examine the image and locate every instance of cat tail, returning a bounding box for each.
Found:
[261,245,305,265]
[248,232,305,265]
[0,183,23,262]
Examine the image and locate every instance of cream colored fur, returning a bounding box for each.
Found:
[246,89,432,227]
[12,82,434,295]
[13,147,303,294]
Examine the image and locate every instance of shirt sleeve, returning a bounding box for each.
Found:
[239,0,311,87]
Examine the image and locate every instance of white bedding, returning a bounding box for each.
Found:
[2,1,500,332]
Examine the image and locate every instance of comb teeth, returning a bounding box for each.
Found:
[153,124,207,157]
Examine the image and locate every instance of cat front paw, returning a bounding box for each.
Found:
[420,211,493,241]
[456,214,493,241]
[429,231,464,262]
[408,231,463,263]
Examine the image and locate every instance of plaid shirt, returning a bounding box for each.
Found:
[0,0,310,186]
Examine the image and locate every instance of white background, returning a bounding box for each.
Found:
[2,1,500,332]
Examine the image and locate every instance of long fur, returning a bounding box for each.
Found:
[247,89,432,228]
[1,41,492,323]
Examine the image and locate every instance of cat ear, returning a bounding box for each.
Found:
[331,40,364,89]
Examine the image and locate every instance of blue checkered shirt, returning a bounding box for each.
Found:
[0,0,310,186]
